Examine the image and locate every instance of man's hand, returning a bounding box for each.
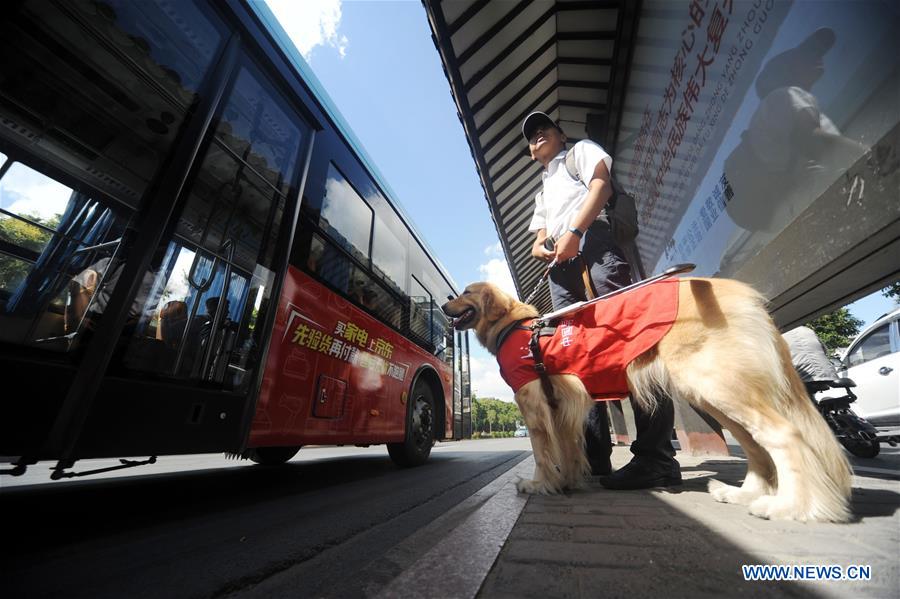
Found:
[554,231,580,262]
[532,238,555,262]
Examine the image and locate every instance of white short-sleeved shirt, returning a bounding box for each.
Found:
[746,86,839,171]
[528,139,613,240]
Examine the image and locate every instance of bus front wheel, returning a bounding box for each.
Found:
[247,446,301,465]
[388,386,435,467]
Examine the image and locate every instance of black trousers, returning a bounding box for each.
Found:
[548,221,676,468]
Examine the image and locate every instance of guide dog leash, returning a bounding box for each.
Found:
[523,258,558,305]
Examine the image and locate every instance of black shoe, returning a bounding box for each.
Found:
[589,457,612,476]
[598,459,682,490]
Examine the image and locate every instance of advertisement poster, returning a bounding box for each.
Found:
[615,0,899,304]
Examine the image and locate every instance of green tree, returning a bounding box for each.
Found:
[0,212,60,292]
[808,308,864,355]
[498,408,513,432]
[503,401,520,431]
[471,396,524,435]
[472,395,485,432]
[882,281,900,303]
[486,409,496,433]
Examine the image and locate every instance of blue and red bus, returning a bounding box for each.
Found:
[0,0,471,477]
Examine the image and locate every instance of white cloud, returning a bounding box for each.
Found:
[266,0,349,62]
[0,163,73,221]
[478,257,516,297]
[483,241,503,256]
[468,350,514,403]
[477,240,516,295]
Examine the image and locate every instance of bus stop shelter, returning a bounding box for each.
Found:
[423,0,900,452]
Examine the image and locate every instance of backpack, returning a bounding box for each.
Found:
[539,148,639,245]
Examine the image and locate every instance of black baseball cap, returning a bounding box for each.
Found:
[522,111,560,143]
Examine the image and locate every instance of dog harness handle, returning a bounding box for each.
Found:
[529,321,559,411]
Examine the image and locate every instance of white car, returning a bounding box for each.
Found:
[839,308,900,443]
[514,426,528,438]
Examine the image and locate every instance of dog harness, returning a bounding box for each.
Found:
[495,280,680,400]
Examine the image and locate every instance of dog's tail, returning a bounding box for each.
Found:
[771,333,853,522]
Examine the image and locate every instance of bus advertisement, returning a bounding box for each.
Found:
[0,0,471,478]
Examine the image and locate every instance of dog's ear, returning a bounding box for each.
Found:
[482,286,510,322]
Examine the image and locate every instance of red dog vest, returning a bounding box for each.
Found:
[496,280,680,400]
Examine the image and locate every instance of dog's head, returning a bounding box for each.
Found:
[442,282,538,354]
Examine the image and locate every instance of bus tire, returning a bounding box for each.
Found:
[388,385,435,468]
[247,446,301,465]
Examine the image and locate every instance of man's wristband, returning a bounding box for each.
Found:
[567,226,584,239]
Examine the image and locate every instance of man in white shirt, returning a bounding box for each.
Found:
[523,111,681,490]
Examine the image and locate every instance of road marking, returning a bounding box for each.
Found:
[378,456,534,599]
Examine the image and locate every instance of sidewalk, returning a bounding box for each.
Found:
[478,445,900,598]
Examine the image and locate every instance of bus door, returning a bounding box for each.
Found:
[0,0,315,463]
[0,0,231,459]
[460,330,472,438]
[450,329,462,439]
[81,56,315,457]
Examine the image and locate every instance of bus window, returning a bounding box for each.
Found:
[0,163,65,299]
[0,0,226,207]
[118,58,310,389]
[372,207,408,296]
[0,161,130,350]
[433,308,451,358]
[0,0,227,352]
[409,275,433,350]
[319,164,373,263]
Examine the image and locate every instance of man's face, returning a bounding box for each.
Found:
[528,123,566,163]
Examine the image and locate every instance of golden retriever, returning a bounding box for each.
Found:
[442,279,852,522]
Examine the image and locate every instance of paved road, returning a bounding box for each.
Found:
[0,441,531,599]
[4,439,897,598]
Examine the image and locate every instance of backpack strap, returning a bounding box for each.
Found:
[565,145,620,210]
[564,147,583,187]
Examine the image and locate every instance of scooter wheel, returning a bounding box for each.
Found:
[840,438,880,458]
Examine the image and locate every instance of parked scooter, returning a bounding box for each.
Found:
[804,378,880,458]
[784,326,880,458]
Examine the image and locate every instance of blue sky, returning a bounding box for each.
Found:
[263,0,897,400]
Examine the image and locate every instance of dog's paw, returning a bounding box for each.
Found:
[515,477,536,494]
[749,494,851,523]
[748,495,808,522]
[567,476,588,491]
[516,477,554,495]
[709,479,764,506]
[709,479,738,503]
[748,495,777,519]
